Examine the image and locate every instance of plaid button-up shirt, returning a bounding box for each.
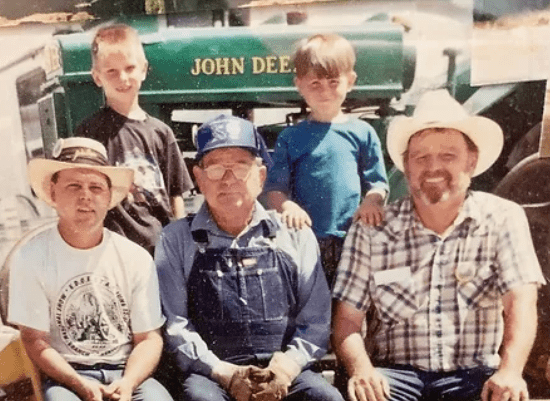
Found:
[333,191,544,372]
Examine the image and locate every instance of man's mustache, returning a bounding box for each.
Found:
[420,170,452,183]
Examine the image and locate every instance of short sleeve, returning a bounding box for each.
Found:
[495,203,545,293]
[161,126,194,196]
[332,221,372,312]
[8,246,50,331]
[130,253,166,333]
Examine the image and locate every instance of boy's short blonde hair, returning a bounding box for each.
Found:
[91,24,146,68]
[293,33,356,78]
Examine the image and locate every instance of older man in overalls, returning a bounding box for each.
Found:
[155,115,343,401]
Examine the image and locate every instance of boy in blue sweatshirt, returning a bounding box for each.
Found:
[266,33,389,286]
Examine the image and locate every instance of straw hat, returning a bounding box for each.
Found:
[387,90,503,176]
[28,137,134,209]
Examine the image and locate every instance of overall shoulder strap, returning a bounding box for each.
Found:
[186,214,209,245]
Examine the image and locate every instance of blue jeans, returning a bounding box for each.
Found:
[180,369,344,401]
[378,365,496,401]
[43,367,174,401]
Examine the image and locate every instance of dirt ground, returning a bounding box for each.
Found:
[476,8,550,29]
[0,12,92,27]
[0,0,166,26]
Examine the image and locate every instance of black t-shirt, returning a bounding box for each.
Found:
[76,107,193,254]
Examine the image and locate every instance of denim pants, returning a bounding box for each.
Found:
[378,365,496,401]
[180,369,344,401]
[43,366,174,401]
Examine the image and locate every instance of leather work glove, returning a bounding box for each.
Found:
[249,352,302,401]
[228,365,266,401]
[212,361,262,401]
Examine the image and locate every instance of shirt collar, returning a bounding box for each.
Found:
[191,201,278,239]
[384,196,416,237]
[387,191,482,238]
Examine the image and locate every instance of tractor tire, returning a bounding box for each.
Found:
[494,154,550,398]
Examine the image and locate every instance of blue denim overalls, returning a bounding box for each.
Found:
[187,220,295,362]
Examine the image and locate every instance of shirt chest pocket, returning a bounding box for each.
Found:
[456,262,499,309]
[372,268,419,324]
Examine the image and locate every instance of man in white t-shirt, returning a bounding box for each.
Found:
[8,137,173,401]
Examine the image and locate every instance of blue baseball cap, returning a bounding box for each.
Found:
[194,115,272,167]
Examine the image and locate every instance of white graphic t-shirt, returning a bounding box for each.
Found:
[8,226,165,365]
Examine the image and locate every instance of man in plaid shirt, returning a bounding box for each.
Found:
[332,90,545,401]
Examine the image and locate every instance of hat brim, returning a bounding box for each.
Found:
[387,116,504,177]
[195,144,260,161]
[27,159,134,209]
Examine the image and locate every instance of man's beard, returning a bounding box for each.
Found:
[414,170,470,205]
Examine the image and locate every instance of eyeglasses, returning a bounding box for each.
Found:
[201,163,255,181]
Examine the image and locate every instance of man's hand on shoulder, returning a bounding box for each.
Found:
[353,193,385,226]
[481,369,529,401]
[347,367,390,401]
[280,200,312,230]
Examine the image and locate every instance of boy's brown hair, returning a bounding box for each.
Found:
[91,24,146,68]
[293,33,356,78]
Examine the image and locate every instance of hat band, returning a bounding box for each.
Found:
[55,147,109,167]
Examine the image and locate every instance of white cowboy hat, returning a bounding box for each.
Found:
[387,89,504,177]
[28,137,134,209]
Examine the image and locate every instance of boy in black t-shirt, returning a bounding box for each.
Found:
[76,24,193,254]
